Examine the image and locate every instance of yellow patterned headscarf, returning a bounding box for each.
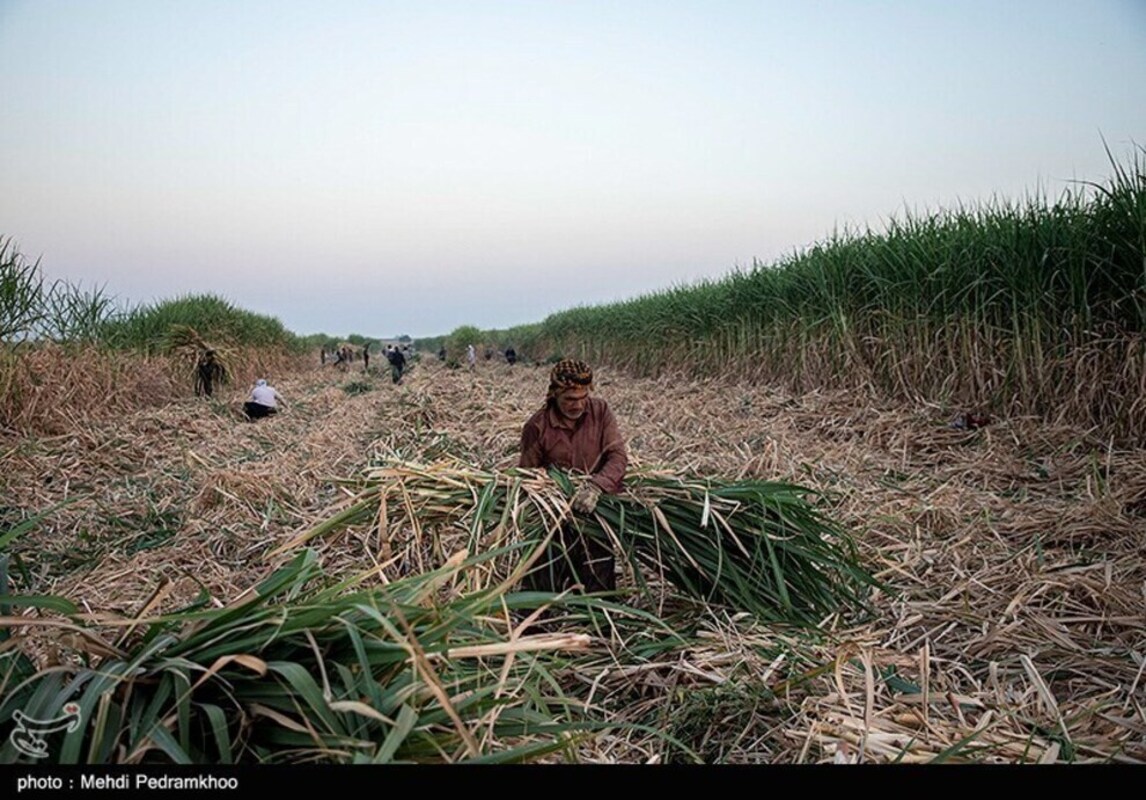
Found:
[547,359,593,399]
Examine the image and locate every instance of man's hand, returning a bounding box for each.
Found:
[571,482,601,514]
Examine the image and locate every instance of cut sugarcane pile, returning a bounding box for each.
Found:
[277,459,878,625]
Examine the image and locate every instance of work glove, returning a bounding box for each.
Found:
[571,482,602,514]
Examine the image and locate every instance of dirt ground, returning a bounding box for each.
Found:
[3,355,1144,763]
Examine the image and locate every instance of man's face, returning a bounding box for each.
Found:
[555,386,590,421]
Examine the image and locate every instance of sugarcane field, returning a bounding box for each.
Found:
[2,323,1144,764]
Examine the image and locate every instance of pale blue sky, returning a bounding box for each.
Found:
[1,1,1144,339]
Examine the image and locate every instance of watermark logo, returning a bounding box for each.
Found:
[9,703,81,759]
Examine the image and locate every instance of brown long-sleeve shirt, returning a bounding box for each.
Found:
[518,397,628,493]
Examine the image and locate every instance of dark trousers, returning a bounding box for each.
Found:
[524,522,616,594]
[196,366,215,397]
[244,402,276,420]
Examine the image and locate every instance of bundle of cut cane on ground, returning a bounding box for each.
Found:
[0,548,635,764]
[277,460,880,625]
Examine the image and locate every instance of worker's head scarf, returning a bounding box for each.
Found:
[547,359,593,400]
[256,379,267,388]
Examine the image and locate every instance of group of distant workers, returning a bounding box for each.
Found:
[321,342,409,384]
[437,344,518,368]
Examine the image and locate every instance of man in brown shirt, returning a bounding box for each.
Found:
[518,359,628,593]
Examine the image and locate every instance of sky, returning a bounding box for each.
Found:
[1,1,1144,339]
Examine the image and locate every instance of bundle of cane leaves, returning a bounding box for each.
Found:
[163,323,232,382]
[572,470,879,625]
[270,459,572,592]
[279,460,879,626]
[0,548,615,765]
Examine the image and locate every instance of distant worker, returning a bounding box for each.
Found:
[320,348,326,366]
[505,346,517,365]
[385,345,407,384]
[244,379,284,421]
[333,344,353,371]
[195,349,226,398]
[466,344,476,371]
[518,359,628,593]
[363,342,371,372]
[438,346,446,362]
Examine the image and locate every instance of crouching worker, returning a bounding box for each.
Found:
[243,379,284,421]
[518,359,627,593]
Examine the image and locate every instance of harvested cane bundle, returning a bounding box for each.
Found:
[573,471,876,624]
[277,460,878,625]
[164,324,232,388]
[0,550,599,764]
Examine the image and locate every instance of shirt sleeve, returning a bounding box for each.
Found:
[590,404,628,494]
[518,417,545,468]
